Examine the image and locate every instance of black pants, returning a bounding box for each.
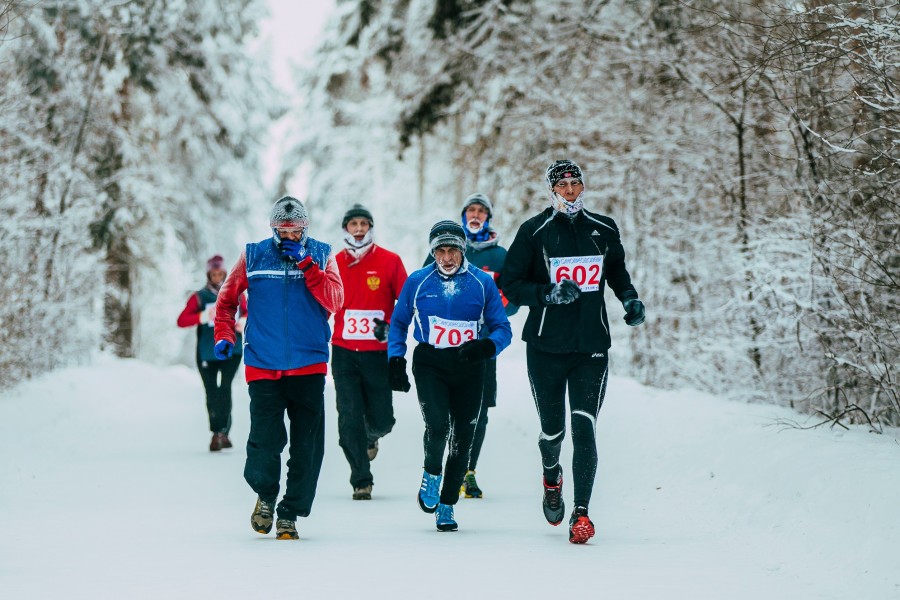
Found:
[412,343,485,506]
[197,353,241,434]
[467,358,497,470]
[245,375,325,520]
[526,345,609,509]
[331,346,395,488]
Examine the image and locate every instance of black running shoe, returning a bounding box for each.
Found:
[542,475,565,526]
[568,505,595,544]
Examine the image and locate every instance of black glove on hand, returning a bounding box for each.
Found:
[373,318,390,342]
[548,279,581,305]
[623,298,646,326]
[388,356,411,392]
[457,338,496,364]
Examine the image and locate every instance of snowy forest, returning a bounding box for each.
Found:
[2,0,898,427]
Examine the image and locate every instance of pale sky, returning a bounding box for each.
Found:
[259,0,337,93]
[257,1,337,196]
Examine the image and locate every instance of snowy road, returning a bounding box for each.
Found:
[1,341,897,599]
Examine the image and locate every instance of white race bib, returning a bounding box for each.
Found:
[343,309,385,340]
[550,255,603,292]
[427,316,477,348]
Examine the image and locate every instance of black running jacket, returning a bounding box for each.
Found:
[501,207,639,354]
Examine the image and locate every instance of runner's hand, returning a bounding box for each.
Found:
[214,340,234,360]
[623,298,645,326]
[373,318,390,342]
[548,279,580,304]
[457,339,495,363]
[388,356,411,392]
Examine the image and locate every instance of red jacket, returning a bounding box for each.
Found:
[177,289,247,329]
[333,245,408,352]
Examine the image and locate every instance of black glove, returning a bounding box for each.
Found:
[457,338,496,364]
[623,298,646,326]
[388,356,411,392]
[547,279,581,305]
[373,318,390,342]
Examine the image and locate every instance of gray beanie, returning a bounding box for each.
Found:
[269,196,309,229]
[429,220,467,254]
[461,192,493,218]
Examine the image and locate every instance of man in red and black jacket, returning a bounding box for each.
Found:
[214,196,343,541]
[331,204,408,501]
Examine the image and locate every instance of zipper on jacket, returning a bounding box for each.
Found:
[537,306,547,336]
[284,262,290,365]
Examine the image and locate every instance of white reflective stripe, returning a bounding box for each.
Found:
[533,213,555,235]
[247,269,303,278]
[583,213,616,231]
[539,430,563,442]
[412,271,437,340]
[572,410,597,429]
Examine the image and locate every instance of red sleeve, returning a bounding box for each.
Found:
[177,294,202,328]
[214,253,248,344]
[303,255,344,314]
[238,292,248,318]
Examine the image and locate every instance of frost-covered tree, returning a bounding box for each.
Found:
[289,0,899,424]
[0,0,276,384]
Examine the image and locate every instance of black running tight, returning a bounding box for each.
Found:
[412,343,485,505]
[526,345,609,508]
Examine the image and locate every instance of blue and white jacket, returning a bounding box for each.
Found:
[388,259,512,359]
[242,236,333,370]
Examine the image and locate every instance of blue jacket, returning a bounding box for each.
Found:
[388,260,512,358]
[243,236,332,370]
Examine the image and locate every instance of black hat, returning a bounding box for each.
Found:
[545,159,584,189]
[342,203,374,229]
[461,193,493,218]
[429,220,466,254]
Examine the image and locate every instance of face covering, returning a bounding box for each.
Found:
[343,229,374,260]
[549,191,584,216]
[463,215,492,243]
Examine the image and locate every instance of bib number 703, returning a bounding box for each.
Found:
[550,255,603,292]
[428,316,477,348]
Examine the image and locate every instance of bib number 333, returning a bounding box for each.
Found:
[344,309,385,340]
[428,316,477,348]
[550,256,603,292]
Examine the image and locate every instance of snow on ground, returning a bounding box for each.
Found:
[1,335,898,599]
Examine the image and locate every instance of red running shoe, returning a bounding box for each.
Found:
[568,506,595,544]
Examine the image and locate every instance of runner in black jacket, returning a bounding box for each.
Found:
[502,159,646,544]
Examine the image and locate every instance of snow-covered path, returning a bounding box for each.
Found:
[1,341,897,599]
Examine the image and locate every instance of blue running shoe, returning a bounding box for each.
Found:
[435,503,458,532]
[418,470,442,513]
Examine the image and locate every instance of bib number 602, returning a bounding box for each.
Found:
[550,255,603,292]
